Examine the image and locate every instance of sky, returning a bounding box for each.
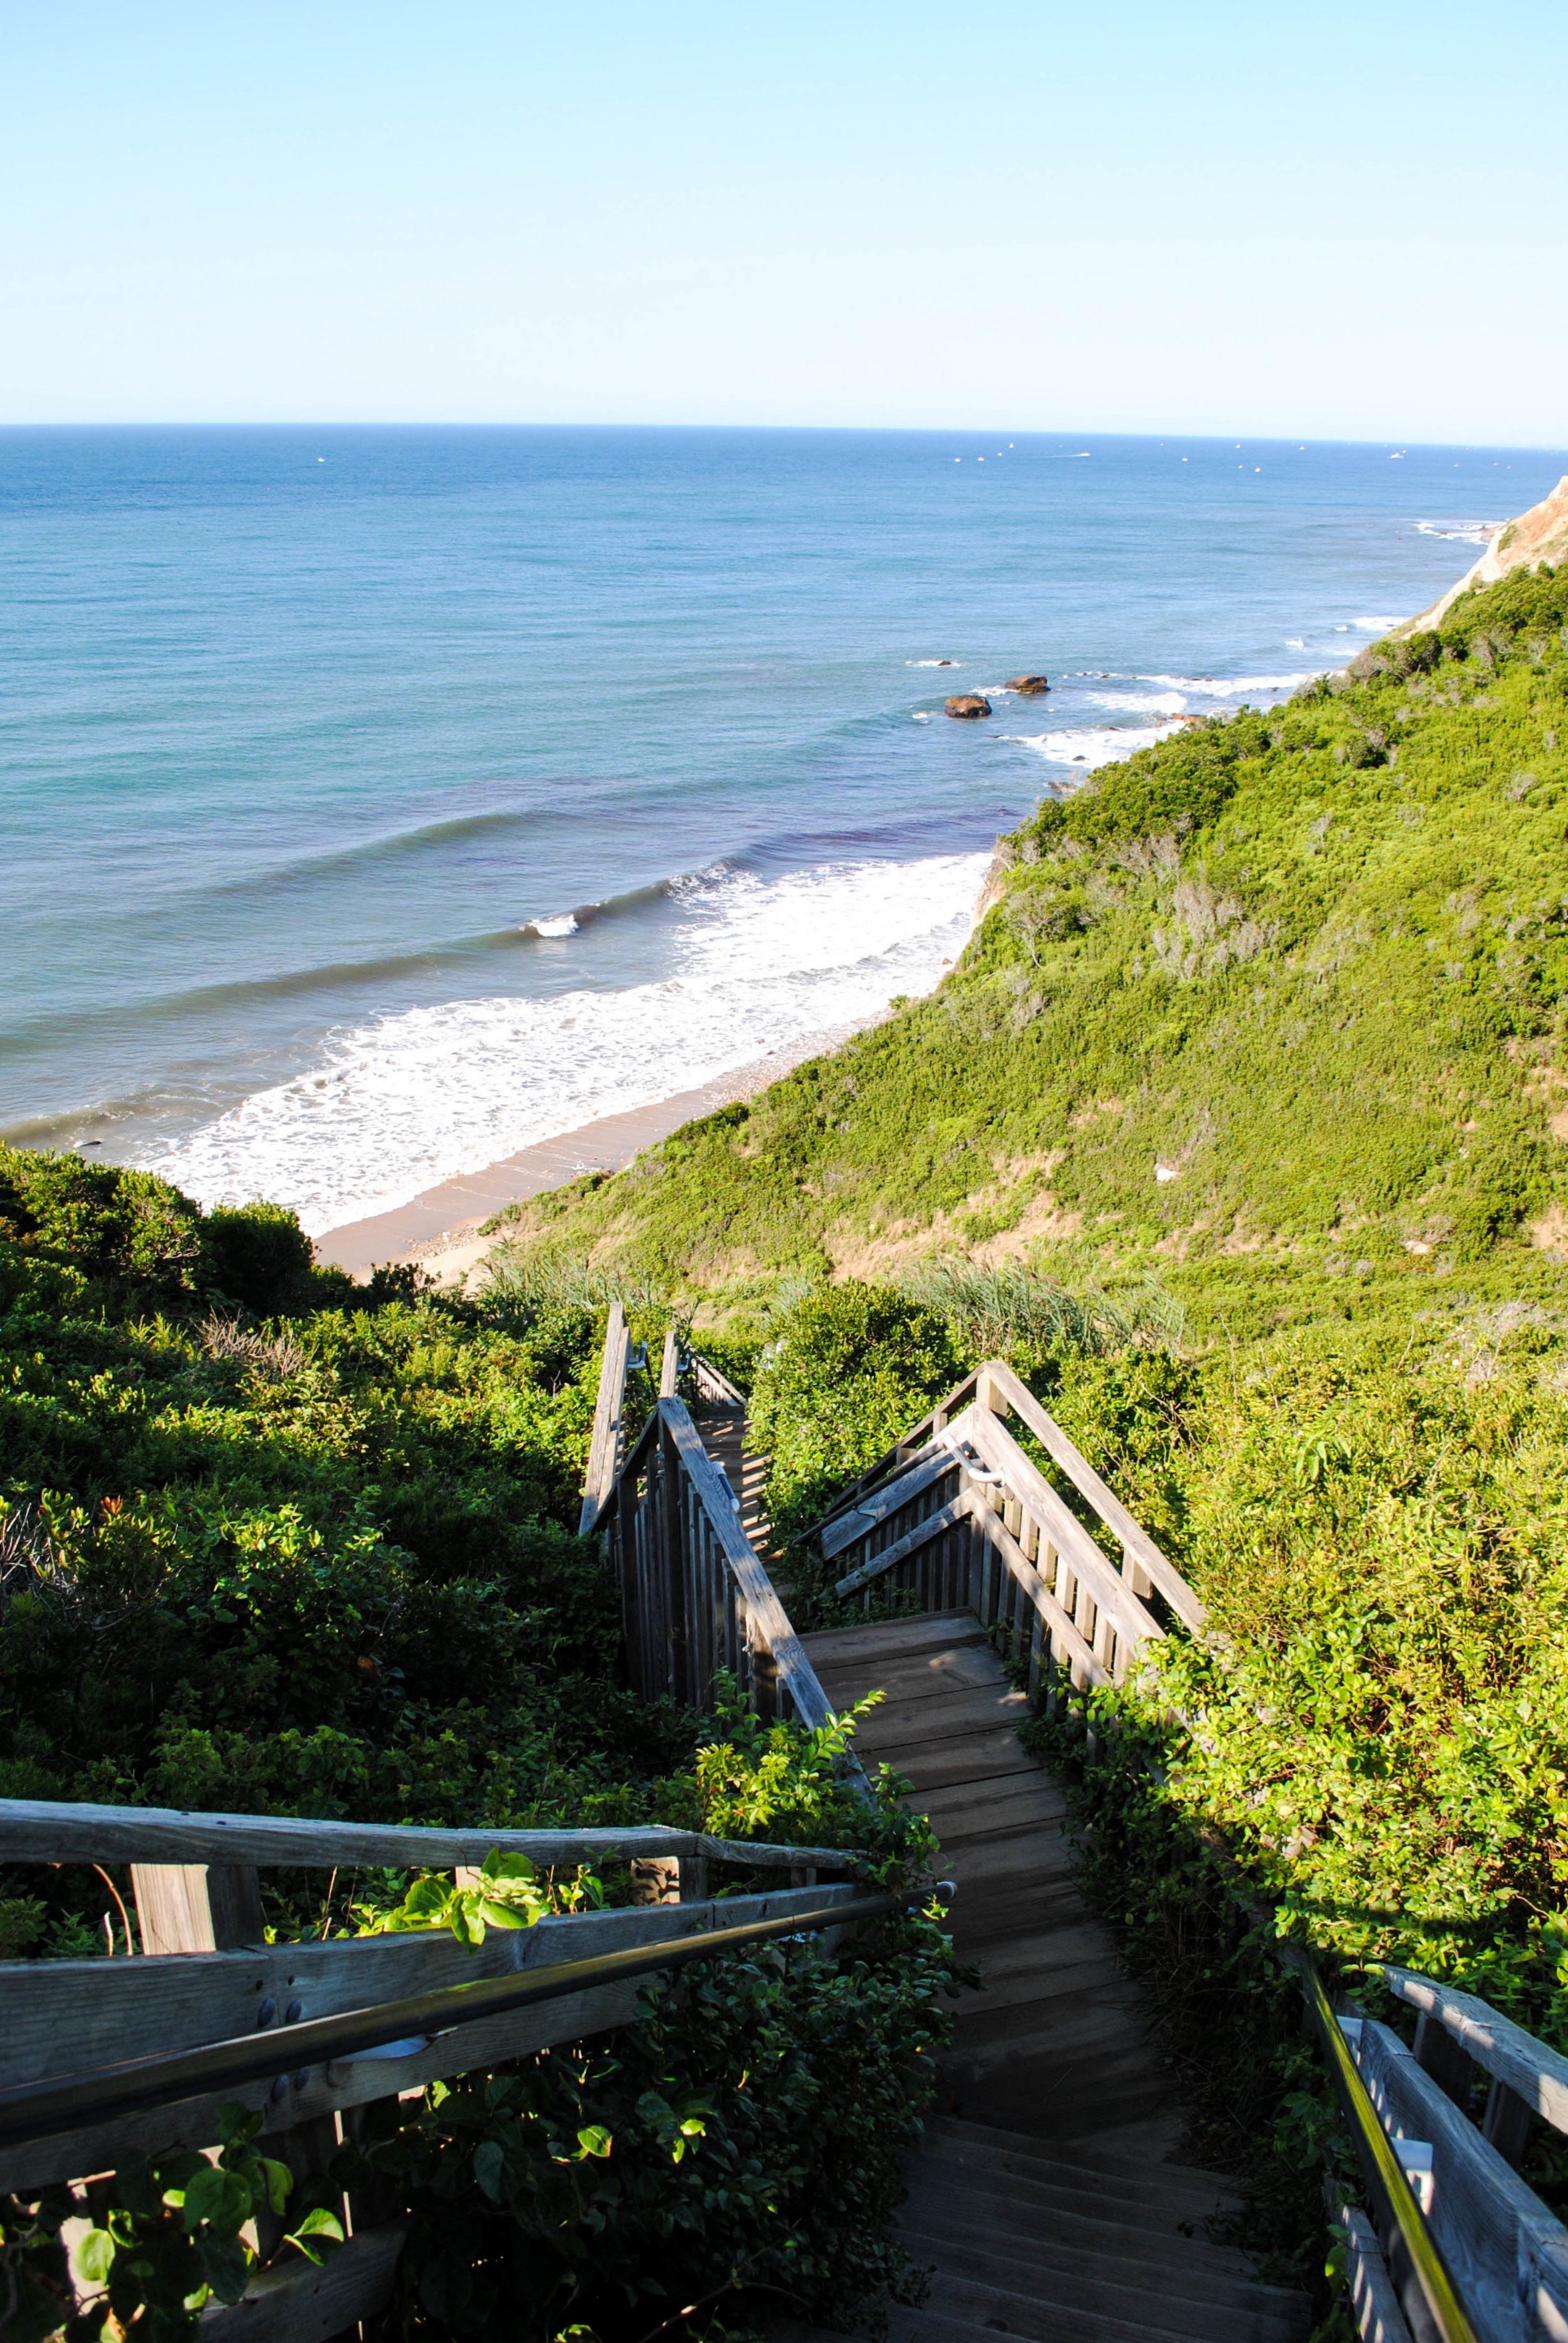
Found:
[3,0,1566,442]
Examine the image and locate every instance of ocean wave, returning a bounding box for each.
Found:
[906,659,959,668]
[1086,689,1187,715]
[1353,616,1396,631]
[527,914,579,939]
[1001,723,1182,765]
[1416,519,1503,545]
[148,854,991,1234]
[1142,670,1316,697]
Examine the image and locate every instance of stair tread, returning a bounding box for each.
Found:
[931,2119,1238,2200]
[781,1615,1302,2343]
[900,2223,1303,2321]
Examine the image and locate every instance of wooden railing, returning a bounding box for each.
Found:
[0,1800,879,2340]
[811,1355,1204,1698]
[1294,1952,1568,2343]
[587,1398,860,1773]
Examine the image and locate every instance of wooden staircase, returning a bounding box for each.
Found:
[792,1610,1312,2343]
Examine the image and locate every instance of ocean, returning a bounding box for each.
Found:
[3,425,1561,1236]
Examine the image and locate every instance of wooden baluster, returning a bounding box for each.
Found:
[660,1418,687,1703]
[617,1462,643,1696]
[132,1862,265,1955]
[659,1327,679,1398]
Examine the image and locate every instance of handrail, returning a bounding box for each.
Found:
[0,1798,865,1875]
[579,1300,631,1535]
[1291,1949,1481,2343]
[814,1371,982,1528]
[1381,1963,1568,2137]
[976,1359,1205,1632]
[0,1888,908,2153]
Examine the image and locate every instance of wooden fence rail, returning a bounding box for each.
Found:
[812,1359,1203,1702]
[587,1397,863,1787]
[0,1784,880,2343]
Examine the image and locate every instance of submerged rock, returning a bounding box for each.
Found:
[1007,674,1051,696]
[945,693,992,719]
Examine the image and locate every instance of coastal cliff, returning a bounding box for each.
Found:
[1396,470,1568,633]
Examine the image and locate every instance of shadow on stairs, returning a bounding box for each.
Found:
[780,1609,1311,2343]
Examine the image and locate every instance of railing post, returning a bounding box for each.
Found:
[659,1327,679,1398]
[132,1862,264,1955]
[659,1410,689,1705]
[579,1300,627,1537]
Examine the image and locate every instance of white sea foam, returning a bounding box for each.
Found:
[906,659,959,668]
[1086,689,1187,715]
[1416,519,1503,545]
[527,914,579,938]
[1002,723,1182,764]
[1353,616,1396,631]
[149,854,991,1234]
[1142,670,1316,697]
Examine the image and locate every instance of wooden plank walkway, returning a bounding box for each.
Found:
[792,1609,1312,2343]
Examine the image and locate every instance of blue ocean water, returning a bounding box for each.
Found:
[3,425,1561,1232]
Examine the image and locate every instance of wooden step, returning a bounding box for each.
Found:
[929,2120,1239,2209]
[910,2258,1308,2343]
[900,2209,1304,2327]
[901,2165,1253,2269]
[800,1610,984,1667]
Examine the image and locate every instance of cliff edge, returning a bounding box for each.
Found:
[1396,472,1568,635]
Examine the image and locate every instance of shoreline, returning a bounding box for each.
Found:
[312,1013,892,1284]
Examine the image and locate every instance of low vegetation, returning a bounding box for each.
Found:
[485,565,1568,2258]
[0,1147,952,2340]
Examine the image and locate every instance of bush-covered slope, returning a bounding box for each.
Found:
[484,566,1568,2228]
[494,563,1568,1339]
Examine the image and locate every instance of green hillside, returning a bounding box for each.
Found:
[489,565,1568,2118]
[495,561,1568,1338]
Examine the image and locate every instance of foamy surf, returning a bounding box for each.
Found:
[148,854,991,1234]
[1003,722,1184,764]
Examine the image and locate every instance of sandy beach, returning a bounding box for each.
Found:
[312,1016,886,1285]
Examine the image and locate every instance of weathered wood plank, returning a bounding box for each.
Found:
[820,1451,961,1561]
[1346,2015,1568,2343]
[1334,2199,1413,2343]
[1384,1963,1568,2137]
[0,1802,857,1875]
[200,2224,403,2343]
[0,1883,860,2195]
[979,1360,1206,1633]
[962,1412,1157,1666]
[833,1497,969,1595]
[579,1299,628,1535]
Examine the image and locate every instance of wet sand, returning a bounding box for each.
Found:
[313,1019,880,1283]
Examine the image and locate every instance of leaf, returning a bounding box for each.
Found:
[260,2156,294,2217]
[182,2163,252,2236]
[73,2228,117,2288]
[576,2126,612,2160]
[198,2230,253,2305]
[473,2139,509,2201]
[217,2101,264,2151]
[482,1850,537,1882]
[477,1897,527,1930]
[284,2207,345,2266]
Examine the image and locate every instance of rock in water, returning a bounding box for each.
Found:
[1007,674,1051,695]
[945,694,992,719]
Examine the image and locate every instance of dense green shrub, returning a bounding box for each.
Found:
[360,1911,958,2343]
[747,1283,962,1541]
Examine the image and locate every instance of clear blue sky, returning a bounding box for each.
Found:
[4,0,1564,440]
